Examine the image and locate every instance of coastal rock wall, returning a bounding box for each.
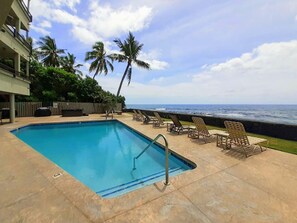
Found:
[124,109,297,141]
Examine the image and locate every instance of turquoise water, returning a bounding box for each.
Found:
[12,120,193,198]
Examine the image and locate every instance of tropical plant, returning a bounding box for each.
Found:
[61,53,83,76]
[36,35,65,67]
[85,41,114,79]
[30,48,39,62]
[110,32,150,97]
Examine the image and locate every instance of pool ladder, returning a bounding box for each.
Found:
[133,134,170,185]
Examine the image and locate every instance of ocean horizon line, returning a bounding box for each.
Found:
[127,103,297,106]
[125,104,297,125]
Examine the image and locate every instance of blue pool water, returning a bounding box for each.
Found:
[12,120,194,198]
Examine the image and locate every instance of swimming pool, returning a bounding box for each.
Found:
[12,120,195,198]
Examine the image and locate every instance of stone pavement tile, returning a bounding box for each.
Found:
[225,156,297,207]
[51,172,177,222]
[170,157,221,189]
[251,149,297,173]
[189,145,243,170]
[180,172,295,223]
[0,153,50,209]
[0,187,92,223]
[0,142,24,168]
[104,190,212,223]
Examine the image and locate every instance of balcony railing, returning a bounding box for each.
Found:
[0,62,30,81]
[19,0,33,22]
[4,25,31,50]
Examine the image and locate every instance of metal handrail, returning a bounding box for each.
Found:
[133,134,170,185]
[4,25,31,50]
[19,0,33,22]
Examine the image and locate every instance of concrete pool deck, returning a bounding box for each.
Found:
[0,113,297,222]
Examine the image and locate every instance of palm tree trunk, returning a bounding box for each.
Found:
[116,63,130,97]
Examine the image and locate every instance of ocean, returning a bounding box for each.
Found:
[126,104,297,125]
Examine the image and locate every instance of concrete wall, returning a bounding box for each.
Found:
[11,0,30,30]
[0,69,30,95]
[0,25,30,60]
[0,0,14,27]
[124,109,297,141]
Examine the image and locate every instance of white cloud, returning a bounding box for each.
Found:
[39,20,52,28]
[30,24,50,35]
[53,0,80,12]
[51,9,84,25]
[98,40,297,104]
[30,0,80,16]
[30,0,52,19]
[30,0,153,48]
[147,60,168,70]
[71,26,100,46]
[138,51,169,70]
[88,2,152,38]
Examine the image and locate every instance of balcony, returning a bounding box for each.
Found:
[0,25,31,58]
[19,0,32,22]
[5,24,31,50]
[0,62,30,81]
[0,61,30,95]
[10,0,32,31]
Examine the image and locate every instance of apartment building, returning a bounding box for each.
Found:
[0,0,32,122]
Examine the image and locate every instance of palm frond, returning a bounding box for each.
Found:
[75,64,83,68]
[109,53,128,62]
[113,38,125,52]
[134,59,150,69]
[85,41,113,79]
[36,35,64,67]
[106,60,114,72]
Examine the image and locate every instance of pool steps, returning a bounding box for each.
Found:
[97,167,183,198]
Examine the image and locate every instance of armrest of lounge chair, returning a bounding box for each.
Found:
[247,136,267,145]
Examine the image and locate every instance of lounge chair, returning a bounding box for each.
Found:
[137,110,145,122]
[153,112,173,127]
[189,117,227,143]
[224,121,267,157]
[132,110,140,120]
[141,111,158,124]
[168,114,195,134]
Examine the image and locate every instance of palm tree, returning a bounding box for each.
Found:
[61,53,83,76]
[36,35,65,67]
[111,32,150,97]
[30,48,39,62]
[26,37,38,62]
[85,41,114,79]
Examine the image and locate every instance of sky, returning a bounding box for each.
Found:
[28,0,297,104]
